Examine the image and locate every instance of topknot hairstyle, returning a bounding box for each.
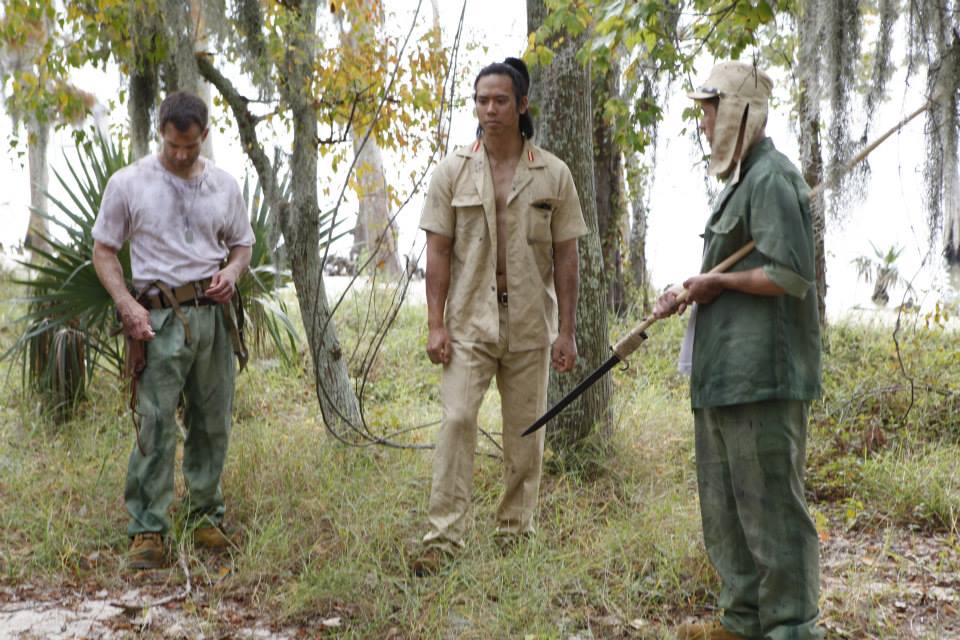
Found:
[474,57,534,139]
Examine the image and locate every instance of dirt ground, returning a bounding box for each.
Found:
[1,512,958,639]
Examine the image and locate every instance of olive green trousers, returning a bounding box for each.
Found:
[125,305,236,537]
[694,400,824,640]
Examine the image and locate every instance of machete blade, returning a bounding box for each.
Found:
[521,352,624,437]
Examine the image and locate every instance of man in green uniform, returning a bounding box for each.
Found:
[413,57,588,575]
[92,91,253,570]
[653,61,824,639]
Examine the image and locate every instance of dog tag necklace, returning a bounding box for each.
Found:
[180,170,204,245]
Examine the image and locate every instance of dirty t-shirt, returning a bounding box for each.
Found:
[92,153,254,290]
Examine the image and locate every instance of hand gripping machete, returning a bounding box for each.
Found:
[522,240,756,437]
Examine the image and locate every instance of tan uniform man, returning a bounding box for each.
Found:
[413,57,588,575]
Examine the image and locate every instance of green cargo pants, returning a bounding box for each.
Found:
[694,400,824,640]
[125,305,236,537]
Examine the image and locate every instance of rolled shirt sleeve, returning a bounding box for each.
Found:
[749,172,815,292]
[551,165,589,242]
[763,262,813,298]
[222,182,255,248]
[92,176,130,250]
[419,163,456,238]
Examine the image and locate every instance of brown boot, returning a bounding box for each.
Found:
[193,524,233,551]
[411,546,452,577]
[673,621,748,640]
[128,533,164,570]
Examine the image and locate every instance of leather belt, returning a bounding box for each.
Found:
[139,278,216,310]
[497,291,508,306]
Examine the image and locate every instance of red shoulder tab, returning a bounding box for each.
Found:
[528,149,535,162]
[472,139,482,152]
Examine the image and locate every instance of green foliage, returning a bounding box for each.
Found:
[808,319,960,522]
[0,0,129,130]
[527,0,780,157]
[859,445,960,531]
[852,242,907,306]
[237,173,301,365]
[3,133,130,415]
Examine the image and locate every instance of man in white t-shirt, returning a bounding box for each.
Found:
[92,91,254,570]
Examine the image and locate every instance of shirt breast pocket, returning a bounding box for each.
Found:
[450,192,486,259]
[707,209,744,238]
[527,197,558,244]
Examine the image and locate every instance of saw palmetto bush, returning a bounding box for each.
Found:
[6,134,130,418]
[238,174,299,365]
[3,133,303,420]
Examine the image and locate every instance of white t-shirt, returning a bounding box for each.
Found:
[92,154,254,290]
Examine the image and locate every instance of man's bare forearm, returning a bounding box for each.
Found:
[715,268,785,296]
[425,232,452,330]
[92,241,137,306]
[223,244,252,279]
[553,239,579,337]
[683,266,787,307]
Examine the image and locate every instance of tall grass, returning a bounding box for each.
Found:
[1,274,958,637]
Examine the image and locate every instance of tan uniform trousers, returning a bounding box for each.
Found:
[424,310,549,552]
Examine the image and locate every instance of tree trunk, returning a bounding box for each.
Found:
[24,115,50,254]
[797,5,828,327]
[528,0,612,446]
[186,0,215,160]
[798,84,827,327]
[128,3,159,160]
[945,169,960,264]
[624,74,658,315]
[339,1,401,278]
[280,0,362,433]
[350,135,401,276]
[626,152,650,314]
[197,32,362,437]
[592,62,626,316]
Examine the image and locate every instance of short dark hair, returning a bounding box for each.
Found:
[474,57,534,139]
[158,91,208,133]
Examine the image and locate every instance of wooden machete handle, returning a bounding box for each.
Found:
[611,240,757,361]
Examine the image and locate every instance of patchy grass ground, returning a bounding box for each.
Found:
[0,277,958,639]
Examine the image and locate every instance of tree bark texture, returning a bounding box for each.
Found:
[24,116,50,253]
[528,0,612,446]
[798,83,827,327]
[626,152,650,314]
[350,134,402,277]
[592,62,627,317]
[196,6,362,435]
[186,0,216,160]
[279,0,362,433]
[797,6,828,327]
[128,2,160,160]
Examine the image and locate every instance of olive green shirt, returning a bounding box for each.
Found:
[419,139,588,351]
[691,137,822,408]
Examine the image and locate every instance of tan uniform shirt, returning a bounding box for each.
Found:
[420,139,588,351]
